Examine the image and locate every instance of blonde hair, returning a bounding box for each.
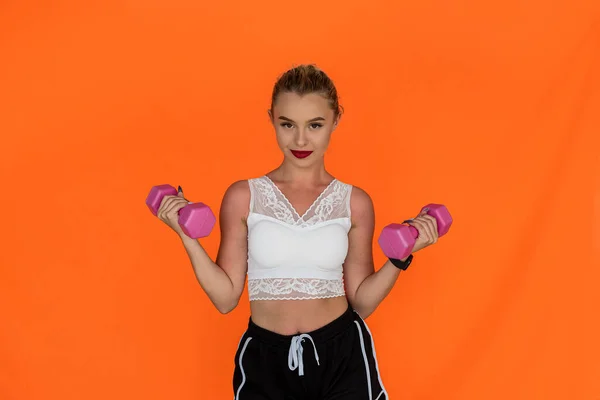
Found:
[271,64,343,117]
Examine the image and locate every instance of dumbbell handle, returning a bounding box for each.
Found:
[378,204,453,261]
[146,184,216,239]
[405,205,452,239]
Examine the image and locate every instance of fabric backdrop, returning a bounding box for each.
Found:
[1,1,599,399]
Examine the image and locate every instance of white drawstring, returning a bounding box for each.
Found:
[287,334,320,376]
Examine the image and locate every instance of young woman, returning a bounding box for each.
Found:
[157,64,440,399]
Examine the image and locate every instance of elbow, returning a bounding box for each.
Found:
[356,307,373,320]
[217,305,235,314]
[215,297,240,315]
[348,295,374,320]
[352,304,373,320]
[347,299,361,318]
[350,302,367,319]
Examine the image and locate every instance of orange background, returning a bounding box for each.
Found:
[1,1,599,399]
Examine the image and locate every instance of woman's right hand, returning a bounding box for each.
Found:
[157,186,189,237]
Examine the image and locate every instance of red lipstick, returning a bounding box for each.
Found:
[290,150,313,159]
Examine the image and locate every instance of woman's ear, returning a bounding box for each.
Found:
[332,114,341,131]
[267,109,274,123]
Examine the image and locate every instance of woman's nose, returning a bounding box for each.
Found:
[294,129,308,147]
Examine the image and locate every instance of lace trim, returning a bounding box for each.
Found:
[305,180,347,226]
[248,278,345,300]
[252,177,295,224]
[250,293,346,301]
[251,176,349,227]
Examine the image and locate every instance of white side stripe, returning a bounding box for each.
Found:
[358,316,388,399]
[235,337,252,400]
[354,321,373,400]
[236,330,247,350]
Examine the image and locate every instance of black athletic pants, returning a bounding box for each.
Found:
[232,306,388,399]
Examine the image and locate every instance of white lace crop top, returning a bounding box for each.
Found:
[246,176,353,301]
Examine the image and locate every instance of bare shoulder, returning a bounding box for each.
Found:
[223,179,251,198]
[220,179,251,221]
[347,184,375,229]
[349,185,374,216]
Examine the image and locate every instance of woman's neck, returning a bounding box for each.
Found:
[269,159,333,187]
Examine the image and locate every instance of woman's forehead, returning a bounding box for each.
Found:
[272,92,333,119]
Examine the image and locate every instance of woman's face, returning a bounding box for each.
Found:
[270,92,339,167]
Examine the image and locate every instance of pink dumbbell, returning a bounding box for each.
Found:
[378,204,453,260]
[145,184,216,239]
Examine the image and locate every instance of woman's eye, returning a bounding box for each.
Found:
[279,122,322,129]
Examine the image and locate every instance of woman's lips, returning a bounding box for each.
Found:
[290,150,313,159]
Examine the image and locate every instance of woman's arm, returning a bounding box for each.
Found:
[343,187,438,319]
[342,187,400,319]
[179,180,250,314]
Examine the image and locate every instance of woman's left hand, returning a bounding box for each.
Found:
[404,208,439,253]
